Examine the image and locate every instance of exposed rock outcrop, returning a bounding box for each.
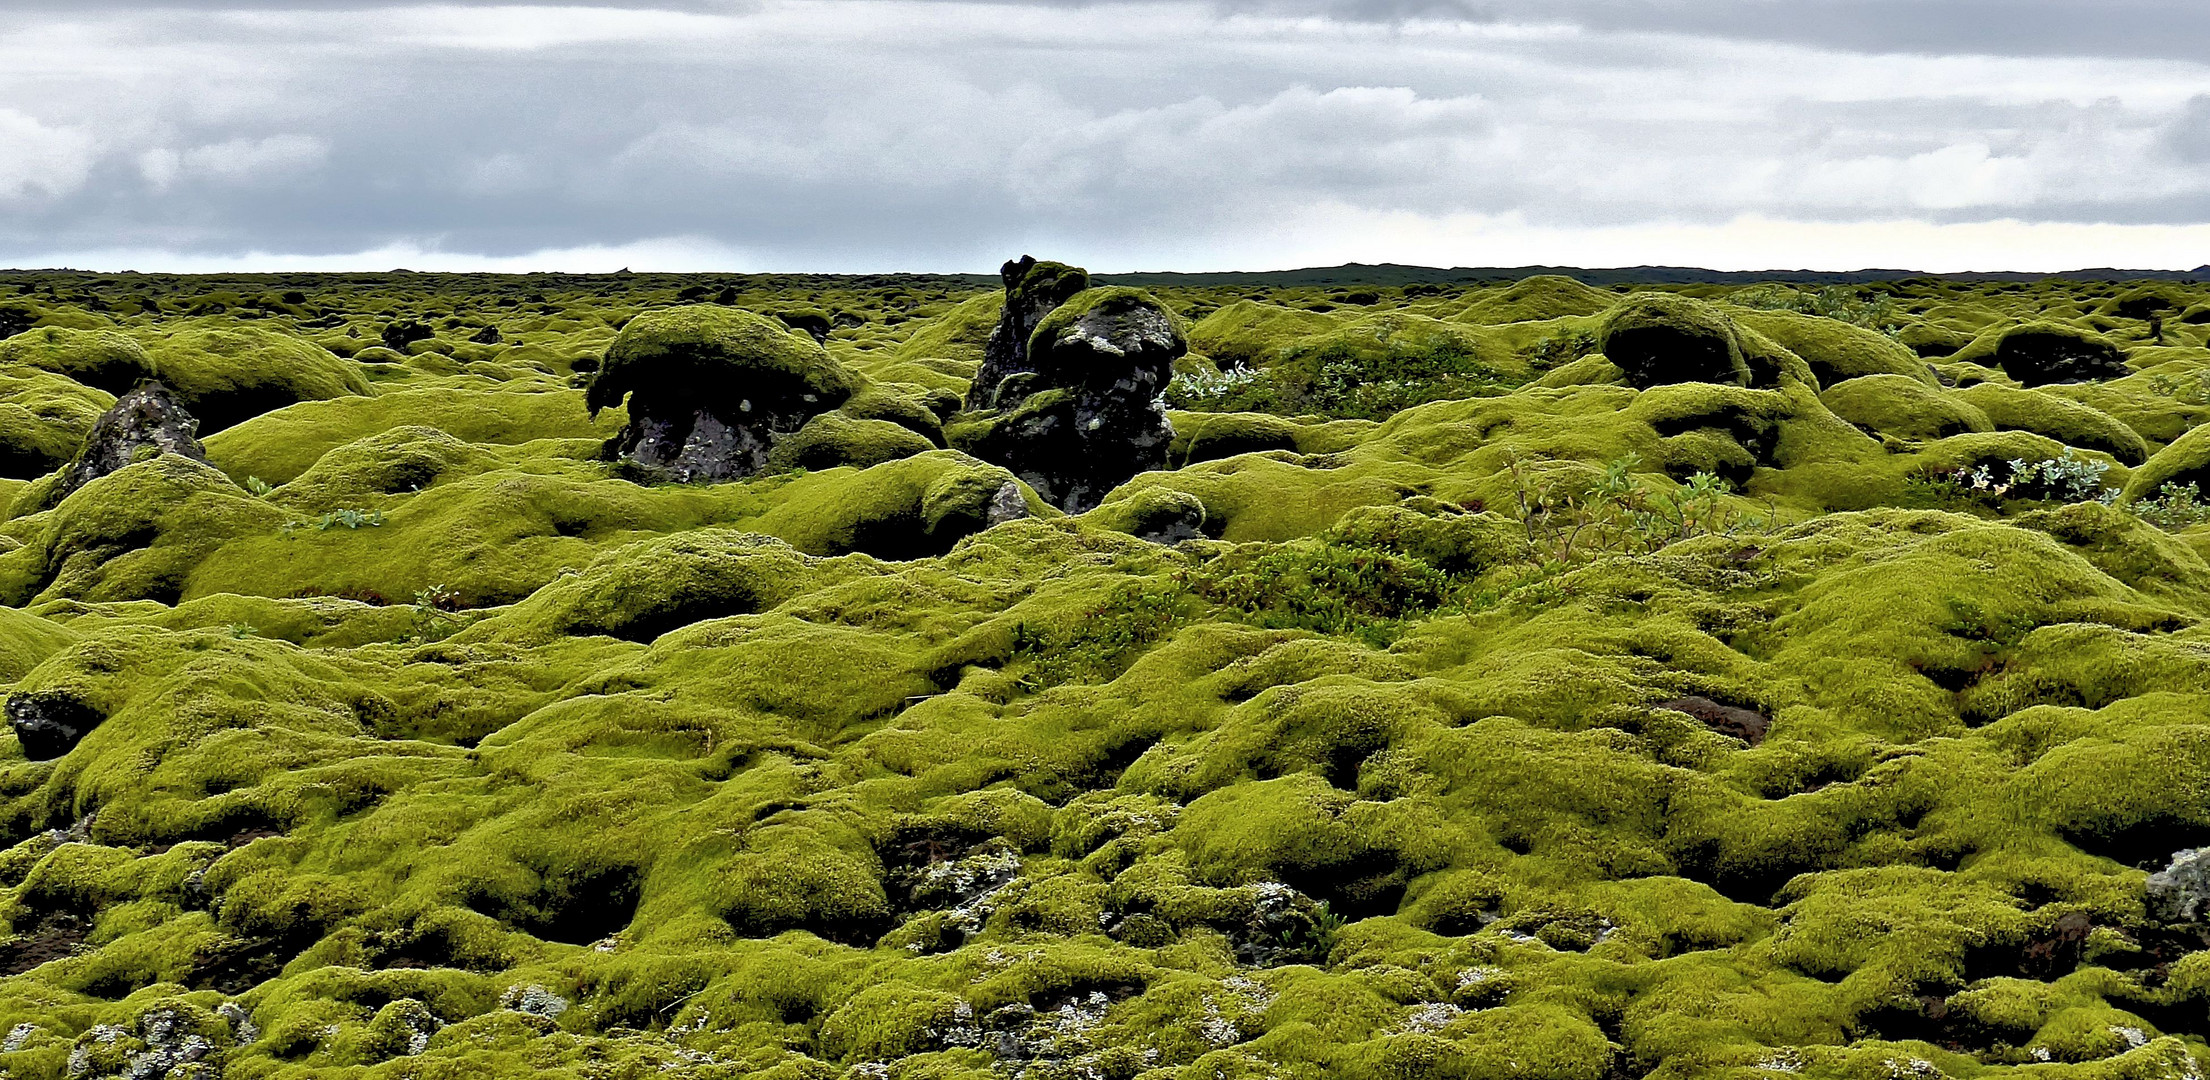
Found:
[2149,848,2210,924]
[58,381,210,500]
[954,262,1184,513]
[6,689,103,760]
[966,257,1091,412]
[586,306,858,482]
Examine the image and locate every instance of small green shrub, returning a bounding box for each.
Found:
[2131,481,2210,529]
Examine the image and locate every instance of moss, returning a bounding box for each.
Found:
[1598,294,1752,389]
[585,304,857,418]
[8,273,2210,1080]
[1168,412,1302,465]
[0,366,112,480]
[1952,382,2151,465]
[1453,275,1615,325]
[1186,301,1343,370]
[2122,422,2210,502]
[140,322,372,432]
[768,411,936,472]
[461,529,813,646]
[754,450,1044,559]
[1818,374,1992,442]
[203,383,615,487]
[0,327,156,394]
[1732,309,1934,389]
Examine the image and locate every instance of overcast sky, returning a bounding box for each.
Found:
[3,0,2208,273]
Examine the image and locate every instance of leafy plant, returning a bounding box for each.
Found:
[2147,370,2210,405]
[244,475,275,498]
[2132,481,2210,529]
[1009,582,1192,689]
[280,507,387,535]
[1505,454,1768,563]
[1186,540,1454,645]
[1522,328,1597,371]
[1732,285,1905,336]
[410,583,462,642]
[1912,451,2117,508]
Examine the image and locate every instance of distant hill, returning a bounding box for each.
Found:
[1093,261,2210,287]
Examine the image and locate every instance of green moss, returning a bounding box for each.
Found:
[768,411,936,472]
[140,322,372,432]
[1732,309,1934,389]
[1819,374,1992,442]
[0,327,156,394]
[204,383,615,486]
[5,273,2210,1080]
[1953,382,2151,464]
[0,366,112,480]
[1598,293,1752,389]
[1453,275,1615,325]
[585,304,857,418]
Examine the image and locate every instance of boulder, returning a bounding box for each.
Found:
[1993,323,2130,386]
[2148,848,2210,924]
[956,282,1185,513]
[57,382,210,500]
[965,256,1090,411]
[586,305,858,483]
[1597,294,1752,389]
[6,689,103,760]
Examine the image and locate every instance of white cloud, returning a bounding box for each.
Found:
[0,110,97,201]
[181,134,330,182]
[1,1,2209,269]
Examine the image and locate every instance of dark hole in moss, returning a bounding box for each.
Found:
[189,935,312,995]
[464,862,643,946]
[2063,817,2210,871]
[1856,993,2024,1058]
[1963,911,2091,983]
[1653,695,1769,746]
[0,907,90,976]
[1279,855,1406,923]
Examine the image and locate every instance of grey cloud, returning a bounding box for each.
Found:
[0,0,2207,270]
[2170,95,2210,163]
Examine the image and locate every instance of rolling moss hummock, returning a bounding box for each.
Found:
[0,270,2203,1079]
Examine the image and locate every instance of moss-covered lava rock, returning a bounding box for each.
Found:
[586,304,859,481]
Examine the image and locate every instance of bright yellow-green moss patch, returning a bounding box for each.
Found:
[0,272,2207,1080]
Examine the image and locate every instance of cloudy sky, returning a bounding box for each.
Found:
[3,0,2209,273]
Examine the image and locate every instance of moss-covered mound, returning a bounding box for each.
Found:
[587,305,860,481]
[1455,275,1615,324]
[0,328,156,395]
[1598,293,1753,389]
[141,324,372,433]
[0,269,2208,1080]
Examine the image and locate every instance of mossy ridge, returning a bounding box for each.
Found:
[2,273,2210,1078]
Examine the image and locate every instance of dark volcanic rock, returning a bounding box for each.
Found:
[6,690,104,760]
[586,306,858,483]
[966,256,1091,412]
[961,285,1185,513]
[381,319,433,353]
[1655,695,1770,745]
[1994,323,2131,386]
[58,382,210,500]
